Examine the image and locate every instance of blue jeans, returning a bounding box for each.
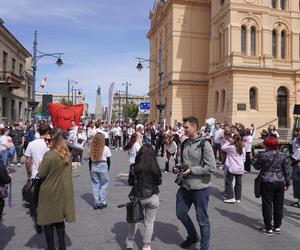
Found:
[176,187,210,250]
[90,162,109,205]
[1,147,15,168]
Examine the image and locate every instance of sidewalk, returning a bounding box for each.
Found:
[0,149,299,250]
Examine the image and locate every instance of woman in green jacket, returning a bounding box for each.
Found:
[37,133,75,250]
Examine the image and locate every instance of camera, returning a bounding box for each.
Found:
[174,163,188,186]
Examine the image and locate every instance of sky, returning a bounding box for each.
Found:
[0,0,155,113]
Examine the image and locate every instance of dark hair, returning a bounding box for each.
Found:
[232,134,243,155]
[123,133,138,151]
[38,124,49,136]
[134,144,161,176]
[183,116,199,128]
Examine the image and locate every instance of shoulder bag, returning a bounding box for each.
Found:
[126,170,144,224]
[254,152,278,198]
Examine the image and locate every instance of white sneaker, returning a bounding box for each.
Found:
[17,162,22,167]
[125,239,134,249]
[224,198,236,203]
[236,200,241,203]
[143,246,151,250]
[115,148,118,151]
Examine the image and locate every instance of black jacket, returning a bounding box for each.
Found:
[0,161,11,185]
[128,164,162,199]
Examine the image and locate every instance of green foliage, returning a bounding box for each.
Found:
[59,97,73,106]
[36,104,42,115]
[112,111,117,120]
[122,102,139,119]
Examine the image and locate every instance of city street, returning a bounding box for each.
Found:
[1,148,300,250]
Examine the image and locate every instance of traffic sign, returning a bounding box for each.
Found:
[140,102,150,110]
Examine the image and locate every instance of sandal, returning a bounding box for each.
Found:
[290,202,300,208]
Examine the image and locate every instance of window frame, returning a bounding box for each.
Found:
[241,25,247,55]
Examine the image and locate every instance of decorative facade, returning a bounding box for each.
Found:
[0,19,32,123]
[148,0,300,129]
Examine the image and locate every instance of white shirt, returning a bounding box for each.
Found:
[213,128,224,144]
[101,146,112,161]
[74,132,87,149]
[165,141,177,154]
[24,138,49,178]
[0,135,14,151]
[113,127,122,137]
[128,142,141,164]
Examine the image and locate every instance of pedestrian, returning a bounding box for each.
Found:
[125,144,162,250]
[24,124,50,233]
[10,123,24,167]
[252,136,290,235]
[163,134,178,173]
[0,159,11,222]
[221,134,245,203]
[243,128,253,172]
[290,136,300,208]
[37,133,75,249]
[89,133,111,209]
[174,116,216,250]
[0,128,15,169]
[123,133,141,165]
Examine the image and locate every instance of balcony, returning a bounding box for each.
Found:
[0,71,22,89]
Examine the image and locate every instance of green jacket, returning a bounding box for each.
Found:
[37,150,75,225]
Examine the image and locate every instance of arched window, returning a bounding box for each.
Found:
[215,91,219,112]
[251,26,256,56]
[280,0,285,10]
[272,30,277,57]
[281,30,286,59]
[221,89,225,111]
[272,0,276,8]
[241,25,246,55]
[249,88,257,110]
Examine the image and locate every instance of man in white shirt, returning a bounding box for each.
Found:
[24,124,49,234]
[113,124,122,150]
[212,123,224,164]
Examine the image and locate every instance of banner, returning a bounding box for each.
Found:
[48,103,84,130]
[107,82,115,124]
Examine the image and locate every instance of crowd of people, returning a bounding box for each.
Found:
[0,116,299,250]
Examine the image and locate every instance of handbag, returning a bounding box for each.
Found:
[254,152,278,198]
[22,175,42,208]
[125,169,144,223]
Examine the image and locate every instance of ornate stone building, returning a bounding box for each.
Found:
[148,0,300,129]
[0,19,33,123]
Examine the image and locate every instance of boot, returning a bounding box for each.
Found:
[43,224,55,250]
[55,222,66,250]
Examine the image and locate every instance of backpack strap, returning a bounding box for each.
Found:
[180,138,207,167]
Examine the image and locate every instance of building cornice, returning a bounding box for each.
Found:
[0,23,31,57]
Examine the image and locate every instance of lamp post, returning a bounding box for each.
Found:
[32,30,64,118]
[67,80,78,103]
[122,82,131,121]
[135,39,164,125]
[73,88,83,105]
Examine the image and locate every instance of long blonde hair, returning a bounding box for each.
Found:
[90,133,105,161]
[52,133,71,164]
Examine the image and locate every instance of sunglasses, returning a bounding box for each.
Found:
[44,138,52,143]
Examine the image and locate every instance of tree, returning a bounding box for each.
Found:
[36,104,43,115]
[59,97,73,106]
[122,102,139,119]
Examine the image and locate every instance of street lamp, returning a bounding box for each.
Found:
[135,39,164,125]
[32,30,64,118]
[67,80,78,103]
[122,82,131,121]
[73,88,83,105]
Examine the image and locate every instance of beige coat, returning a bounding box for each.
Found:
[37,150,75,225]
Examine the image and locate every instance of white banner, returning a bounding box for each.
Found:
[107,82,115,124]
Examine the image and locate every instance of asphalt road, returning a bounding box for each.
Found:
[0,147,300,250]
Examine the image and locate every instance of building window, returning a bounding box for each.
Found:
[19,64,23,77]
[19,101,22,118]
[2,97,7,117]
[249,87,257,110]
[280,0,285,10]
[251,26,256,56]
[241,25,246,55]
[11,100,16,119]
[215,91,219,112]
[220,0,224,6]
[12,58,16,74]
[281,30,286,59]
[272,30,277,57]
[2,51,7,72]
[221,89,225,111]
[272,0,276,8]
